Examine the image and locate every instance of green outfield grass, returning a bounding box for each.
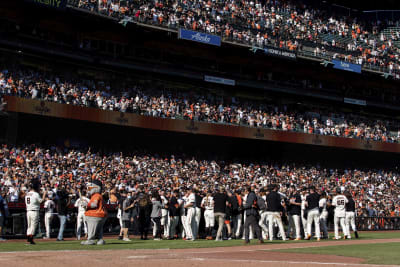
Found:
[280,242,400,265]
[0,232,399,252]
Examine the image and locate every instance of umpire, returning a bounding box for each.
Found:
[243,186,263,244]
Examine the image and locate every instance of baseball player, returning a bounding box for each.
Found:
[266,184,286,241]
[167,190,179,239]
[43,192,55,239]
[305,186,321,241]
[183,187,196,241]
[257,188,269,240]
[300,188,308,238]
[178,192,188,239]
[286,186,302,240]
[75,190,90,240]
[332,187,349,240]
[345,191,359,239]
[160,190,169,239]
[25,179,46,245]
[319,191,329,239]
[201,190,214,240]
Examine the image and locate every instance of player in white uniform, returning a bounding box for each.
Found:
[184,187,196,241]
[160,191,169,239]
[300,189,308,237]
[201,191,214,240]
[74,191,90,240]
[25,179,46,245]
[332,187,349,240]
[178,194,188,239]
[318,191,329,239]
[43,192,55,239]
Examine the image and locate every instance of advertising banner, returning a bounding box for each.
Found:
[4,96,400,154]
[332,60,362,73]
[204,75,235,86]
[344,98,367,106]
[178,28,221,47]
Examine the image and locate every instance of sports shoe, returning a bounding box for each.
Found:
[295,238,301,241]
[317,238,321,241]
[81,240,96,245]
[305,234,312,240]
[154,238,161,241]
[97,239,105,245]
[123,238,131,242]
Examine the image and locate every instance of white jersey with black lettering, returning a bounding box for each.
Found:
[44,199,55,214]
[74,197,90,214]
[187,193,196,208]
[25,191,42,211]
[332,195,348,218]
[201,196,214,210]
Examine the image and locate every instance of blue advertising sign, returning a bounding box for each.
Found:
[332,60,361,74]
[178,29,221,47]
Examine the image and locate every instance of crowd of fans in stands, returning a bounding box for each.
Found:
[0,143,399,219]
[1,66,399,143]
[69,0,400,76]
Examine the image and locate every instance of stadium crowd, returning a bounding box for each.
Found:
[69,0,400,76]
[0,142,399,241]
[1,67,399,143]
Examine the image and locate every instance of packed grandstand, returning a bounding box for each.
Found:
[69,0,400,77]
[0,0,400,242]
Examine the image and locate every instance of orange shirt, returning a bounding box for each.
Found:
[85,193,107,218]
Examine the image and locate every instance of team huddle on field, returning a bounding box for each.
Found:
[22,177,359,244]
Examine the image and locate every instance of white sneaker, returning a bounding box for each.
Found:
[96,239,105,245]
[81,240,96,245]
[153,238,161,241]
[123,238,131,242]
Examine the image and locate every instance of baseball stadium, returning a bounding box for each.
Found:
[1,0,400,266]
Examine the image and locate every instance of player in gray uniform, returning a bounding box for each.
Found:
[25,179,46,245]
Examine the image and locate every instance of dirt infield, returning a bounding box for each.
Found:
[1,238,400,267]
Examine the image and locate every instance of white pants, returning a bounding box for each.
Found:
[76,213,87,237]
[186,208,196,240]
[287,214,301,239]
[307,209,320,239]
[27,210,40,236]
[334,215,348,238]
[259,211,269,239]
[161,214,169,238]
[345,212,357,237]
[181,215,187,238]
[44,213,53,238]
[204,209,215,227]
[267,212,286,241]
[301,210,308,236]
[193,207,201,238]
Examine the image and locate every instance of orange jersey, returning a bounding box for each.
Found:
[85,193,107,218]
